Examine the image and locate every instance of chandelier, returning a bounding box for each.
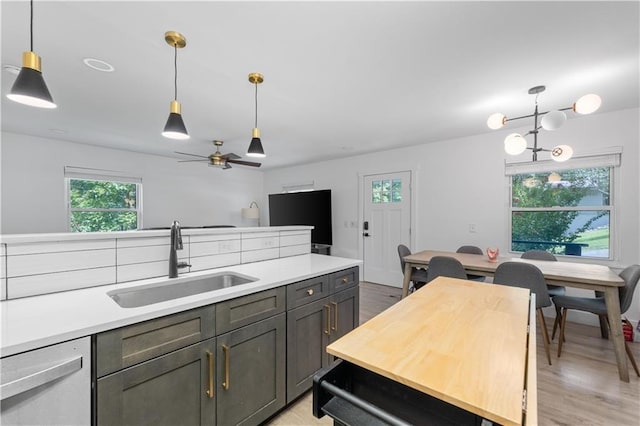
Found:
[487,85,601,162]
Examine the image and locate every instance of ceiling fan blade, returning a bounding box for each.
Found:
[174,151,208,159]
[227,159,261,167]
[222,152,241,160]
[223,162,232,170]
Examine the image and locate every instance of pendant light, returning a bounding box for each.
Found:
[162,31,189,140]
[7,0,56,109]
[247,72,266,157]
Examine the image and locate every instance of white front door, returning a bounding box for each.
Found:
[363,171,411,287]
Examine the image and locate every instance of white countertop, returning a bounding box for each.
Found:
[0,254,361,357]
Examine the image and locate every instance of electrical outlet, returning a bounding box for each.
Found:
[469,224,477,233]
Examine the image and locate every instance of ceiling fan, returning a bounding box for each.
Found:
[175,140,261,170]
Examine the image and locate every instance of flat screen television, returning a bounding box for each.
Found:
[268,189,332,246]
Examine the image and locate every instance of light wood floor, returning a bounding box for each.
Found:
[267,282,640,425]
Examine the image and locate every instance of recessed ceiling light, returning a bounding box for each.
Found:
[3,65,21,75]
[83,58,114,72]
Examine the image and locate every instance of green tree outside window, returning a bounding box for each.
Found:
[69,179,139,232]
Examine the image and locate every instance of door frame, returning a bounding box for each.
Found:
[356,168,418,284]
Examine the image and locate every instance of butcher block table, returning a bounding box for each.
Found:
[313,277,537,426]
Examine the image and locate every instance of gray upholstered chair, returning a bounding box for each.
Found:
[554,264,640,377]
[397,244,428,292]
[425,256,468,283]
[521,250,565,340]
[456,245,485,282]
[493,262,553,365]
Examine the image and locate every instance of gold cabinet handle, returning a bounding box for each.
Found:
[342,277,348,284]
[222,344,230,390]
[205,350,214,398]
[331,301,338,332]
[307,288,314,296]
[323,305,331,335]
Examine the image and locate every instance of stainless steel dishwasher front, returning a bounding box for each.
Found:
[1,336,91,426]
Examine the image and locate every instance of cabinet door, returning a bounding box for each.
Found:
[329,286,360,344]
[97,338,216,426]
[286,297,331,403]
[216,313,286,426]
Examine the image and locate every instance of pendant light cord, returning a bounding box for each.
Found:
[254,83,258,128]
[173,44,178,101]
[30,0,34,51]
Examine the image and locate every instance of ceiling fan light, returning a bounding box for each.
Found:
[573,94,601,114]
[504,133,527,156]
[551,145,573,162]
[487,113,506,130]
[162,101,189,139]
[541,110,566,130]
[7,52,56,109]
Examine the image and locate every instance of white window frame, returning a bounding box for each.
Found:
[64,166,143,232]
[505,150,621,261]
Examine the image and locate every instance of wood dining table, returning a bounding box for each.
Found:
[401,250,630,382]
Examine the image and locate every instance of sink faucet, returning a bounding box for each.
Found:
[169,220,191,278]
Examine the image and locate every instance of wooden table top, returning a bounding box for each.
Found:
[404,250,624,288]
[326,277,532,426]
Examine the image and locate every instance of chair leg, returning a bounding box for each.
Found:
[625,342,640,377]
[537,309,552,365]
[599,314,609,339]
[557,308,569,358]
[551,305,562,341]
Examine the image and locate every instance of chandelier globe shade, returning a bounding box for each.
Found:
[487,113,506,130]
[551,145,573,162]
[541,110,567,130]
[504,133,527,156]
[573,94,602,114]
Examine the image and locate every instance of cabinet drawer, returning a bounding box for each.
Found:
[216,287,286,335]
[96,305,215,377]
[286,274,330,310]
[329,267,359,293]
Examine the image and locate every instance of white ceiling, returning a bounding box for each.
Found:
[1,1,639,170]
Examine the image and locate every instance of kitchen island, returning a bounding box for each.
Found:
[1,252,361,426]
[314,277,538,426]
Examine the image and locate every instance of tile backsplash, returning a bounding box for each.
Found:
[1,228,311,300]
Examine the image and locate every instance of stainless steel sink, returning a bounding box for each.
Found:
[108,272,257,308]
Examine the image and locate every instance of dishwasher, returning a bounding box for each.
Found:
[1,336,91,425]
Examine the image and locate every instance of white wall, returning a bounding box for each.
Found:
[1,132,265,233]
[264,108,640,326]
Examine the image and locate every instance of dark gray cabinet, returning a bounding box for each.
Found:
[286,267,359,403]
[95,266,358,425]
[216,313,286,426]
[97,338,216,426]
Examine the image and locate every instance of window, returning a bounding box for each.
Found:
[372,179,402,203]
[65,167,142,232]
[507,152,620,259]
